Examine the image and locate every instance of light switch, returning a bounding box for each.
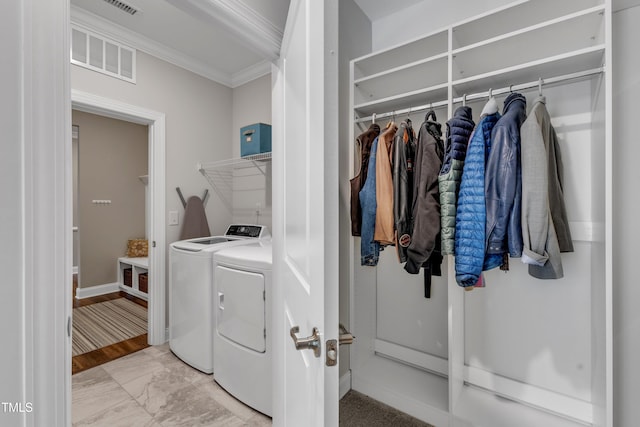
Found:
[169,211,179,226]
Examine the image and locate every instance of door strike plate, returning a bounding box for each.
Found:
[326,339,337,366]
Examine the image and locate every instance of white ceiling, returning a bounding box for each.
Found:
[70,0,639,88]
[70,0,290,87]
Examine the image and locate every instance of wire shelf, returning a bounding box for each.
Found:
[198,152,272,211]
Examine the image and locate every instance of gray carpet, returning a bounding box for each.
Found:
[340,391,434,427]
[72,298,147,356]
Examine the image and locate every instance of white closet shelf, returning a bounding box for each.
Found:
[452,5,605,55]
[354,83,449,118]
[353,29,447,79]
[451,0,602,49]
[198,152,271,212]
[452,11,604,81]
[452,46,605,97]
[354,53,448,85]
[350,0,611,425]
[354,67,604,124]
[354,56,447,107]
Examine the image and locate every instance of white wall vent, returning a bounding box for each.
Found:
[102,0,139,15]
[71,25,136,83]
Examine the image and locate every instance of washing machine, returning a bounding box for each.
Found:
[169,225,270,374]
[213,241,272,416]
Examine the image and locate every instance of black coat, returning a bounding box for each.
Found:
[405,111,444,274]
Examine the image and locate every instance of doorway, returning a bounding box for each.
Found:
[71,112,151,373]
[71,89,166,346]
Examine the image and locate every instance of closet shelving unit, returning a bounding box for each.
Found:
[197,152,272,212]
[349,1,611,426]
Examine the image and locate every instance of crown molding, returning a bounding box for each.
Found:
[71,5,233,87]
[166,0,283,61]
[231,60,272,88]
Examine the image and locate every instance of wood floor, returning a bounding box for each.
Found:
[72,276,150,375]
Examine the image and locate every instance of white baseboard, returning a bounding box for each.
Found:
[73,266,78,274]
[339,371,351,399]
[75,282,120,299]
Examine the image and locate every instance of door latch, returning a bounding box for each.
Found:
[290,326,321,357]
[339,323,355,345]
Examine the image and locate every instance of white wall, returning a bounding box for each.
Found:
[339,0,373,380]
[72,51,234,241]
[0,2,27,425]
[612,6,640,426]
[1,0,71,425]
[371,0,512,51]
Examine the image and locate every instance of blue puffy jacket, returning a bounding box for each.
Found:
[455,111,502,287]
[485,92,526,259]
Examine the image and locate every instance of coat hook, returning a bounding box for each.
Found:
[538,78,543,96]
[509,84,514,93]
[462,93,467,106]
[488,88,493,98]
[372,112,376,124]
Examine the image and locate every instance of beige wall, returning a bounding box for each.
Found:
[73,110,148,287]
[231,74,273,227]
[232,74,272,158]
[72,51,234,245]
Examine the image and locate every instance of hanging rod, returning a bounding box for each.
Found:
[354,99,448,124]
[353,67,604,124]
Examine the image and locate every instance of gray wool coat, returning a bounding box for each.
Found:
[520,96,573,279]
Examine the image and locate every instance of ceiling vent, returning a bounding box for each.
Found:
[102,0,139,15]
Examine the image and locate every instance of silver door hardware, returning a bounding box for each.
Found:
[290,326,321,357]
[326,339,337,366]
[326,324,355,366]
[339,323,355,345]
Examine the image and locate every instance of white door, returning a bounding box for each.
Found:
[271,0,339,426]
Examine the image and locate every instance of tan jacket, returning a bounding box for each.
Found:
[374,122,398,246]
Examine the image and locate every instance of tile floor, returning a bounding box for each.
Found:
[72,343,271,426]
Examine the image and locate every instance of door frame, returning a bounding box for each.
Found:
[71,89,166,345]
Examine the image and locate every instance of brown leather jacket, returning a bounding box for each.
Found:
[350,123,381,236]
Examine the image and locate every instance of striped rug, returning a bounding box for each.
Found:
[72,298,147,356]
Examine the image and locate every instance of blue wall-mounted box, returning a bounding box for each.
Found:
[240,123,272,157]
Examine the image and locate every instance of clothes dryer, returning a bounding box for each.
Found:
[169,225,269,373]
[213,241,272,416]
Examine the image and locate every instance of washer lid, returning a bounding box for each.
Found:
[214,242,272,270]
[170,235,245,252]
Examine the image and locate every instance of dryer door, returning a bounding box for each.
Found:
[216,265,266,353]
